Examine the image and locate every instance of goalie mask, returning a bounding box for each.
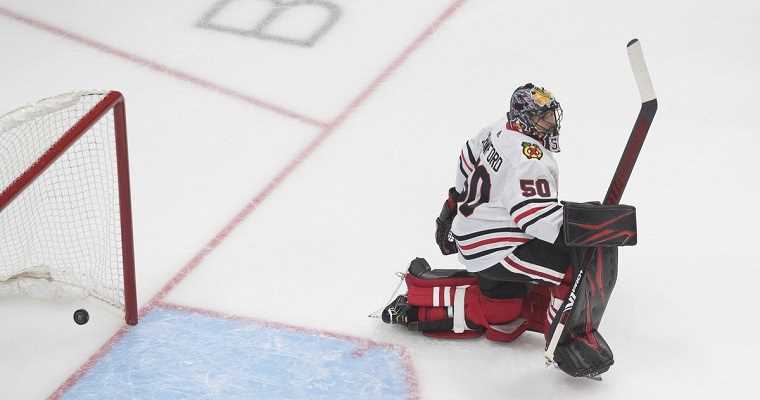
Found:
[507,83,563,152]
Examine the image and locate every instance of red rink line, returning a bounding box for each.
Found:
[0,6,327,129]
[42,0,467,398]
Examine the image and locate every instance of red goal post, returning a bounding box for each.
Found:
[0,91,137,325]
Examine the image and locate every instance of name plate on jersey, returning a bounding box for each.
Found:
[562,201,637,247]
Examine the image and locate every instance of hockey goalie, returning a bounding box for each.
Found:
[379,83,639,379]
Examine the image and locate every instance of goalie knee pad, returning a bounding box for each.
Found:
[404,258,539,342]
[404,259,478,308]
[404,259,479,336]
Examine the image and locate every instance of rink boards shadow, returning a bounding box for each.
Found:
[60,305,412,399]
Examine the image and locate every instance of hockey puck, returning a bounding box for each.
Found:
[73,309,89,325]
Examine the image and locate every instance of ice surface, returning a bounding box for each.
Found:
[0,0,758,399]
[61,306,411,400]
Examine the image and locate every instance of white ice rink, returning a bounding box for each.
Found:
[1,0,759,399]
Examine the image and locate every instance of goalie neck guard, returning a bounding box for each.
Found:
[507,83,563,152]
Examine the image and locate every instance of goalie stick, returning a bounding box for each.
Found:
[543,39,658,372]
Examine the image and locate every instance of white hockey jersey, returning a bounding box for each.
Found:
[451,116,564,272]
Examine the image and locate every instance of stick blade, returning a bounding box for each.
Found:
[627,39,657,103]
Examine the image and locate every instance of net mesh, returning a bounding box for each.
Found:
[0,91,126,310]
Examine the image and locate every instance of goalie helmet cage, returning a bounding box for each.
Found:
[0,91,137,325]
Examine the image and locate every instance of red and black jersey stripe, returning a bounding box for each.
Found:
[452,227,524,241]
[465,142,477,165]
[453,227,532,261]
[460,245,517,260]
[458,142,478,179]
[459,161,469,178]
[509,198,561,230]
[521,204,562,230]
[509,198,558,215]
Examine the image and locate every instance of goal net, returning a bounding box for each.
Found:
[0,91,137,325]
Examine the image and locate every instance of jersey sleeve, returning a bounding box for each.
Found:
[500,158,563,243]
[454,127,488,193]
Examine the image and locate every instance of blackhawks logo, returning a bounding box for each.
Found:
[522,142,543,160]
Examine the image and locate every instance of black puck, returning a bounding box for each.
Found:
[74,309,90,325]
